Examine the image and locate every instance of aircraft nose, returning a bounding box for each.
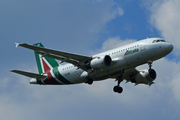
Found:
[167,44,173,52]
[164,43,173,54]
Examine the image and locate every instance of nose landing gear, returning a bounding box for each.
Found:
[148,60,153,71]
[113,75,123,94]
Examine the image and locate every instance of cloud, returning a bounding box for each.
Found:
[0,0,123,58]
[171,73,180,102]
[142,0,180,104]
[2,0,180,119]
[146,0,180,56]
[91,37,136,54]
[118,7,124,16]
[3,36,180,119]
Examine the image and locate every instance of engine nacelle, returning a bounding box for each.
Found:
[90,55,112,70]
[134,69,156,85]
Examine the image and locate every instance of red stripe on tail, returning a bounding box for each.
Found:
[42,59,51,73]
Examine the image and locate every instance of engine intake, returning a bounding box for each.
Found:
[149,69,156,80]
[90,55,112,70]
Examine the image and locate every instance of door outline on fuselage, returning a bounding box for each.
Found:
[140,43,146,51]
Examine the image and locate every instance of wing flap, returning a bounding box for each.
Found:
[11,70,46,79]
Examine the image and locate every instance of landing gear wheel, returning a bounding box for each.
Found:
[117,87,123,93]
[84,77,93,85]
[113,86,119,92]
[113,86,123,93]
[113,75,123,94]
[84,77,89,83]
[87,78,93,85]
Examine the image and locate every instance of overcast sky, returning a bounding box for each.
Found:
[1,0,180,120]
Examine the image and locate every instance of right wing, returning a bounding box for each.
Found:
[11,70,46,79]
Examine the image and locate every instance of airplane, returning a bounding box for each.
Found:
[11,38,173,94]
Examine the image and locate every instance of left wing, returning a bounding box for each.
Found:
[16,43,91,70]
[124,68,139,82]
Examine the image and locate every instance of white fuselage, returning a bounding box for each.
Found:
[46,38,173,85]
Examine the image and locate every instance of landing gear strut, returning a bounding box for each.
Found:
[113,75,123,94]
[148,60,153,71]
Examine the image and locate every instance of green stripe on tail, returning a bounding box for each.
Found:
[33,43,59,74]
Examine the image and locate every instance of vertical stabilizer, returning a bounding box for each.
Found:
[33,43,59,74]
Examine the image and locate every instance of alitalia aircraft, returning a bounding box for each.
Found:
[11,38,173,94]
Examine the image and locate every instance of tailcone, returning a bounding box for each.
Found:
[30,78,38,84]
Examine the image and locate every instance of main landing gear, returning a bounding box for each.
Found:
[113,75,123,94]
[84,77,93,85]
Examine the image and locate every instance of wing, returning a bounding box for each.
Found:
[16,43,91,70]
[123,68,139,83]
[11,70,46,79]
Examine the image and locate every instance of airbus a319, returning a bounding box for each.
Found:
[11,38,173,94]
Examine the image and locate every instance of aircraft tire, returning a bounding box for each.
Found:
[113,86,123,93]
[117,87,123,93]
[87,78,93,85]
[84,77,93,85]
[84,77,89,83]
[113,86,119,92]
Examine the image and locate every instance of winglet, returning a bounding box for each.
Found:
[15,43,19,48]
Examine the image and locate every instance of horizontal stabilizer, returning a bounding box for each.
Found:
[15,42,19,48]
[11,70,46,79]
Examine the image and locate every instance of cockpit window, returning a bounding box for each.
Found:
[153,40,156,43]
[157,40,160,42]
[161,40,166,42]
[152,39,166,43]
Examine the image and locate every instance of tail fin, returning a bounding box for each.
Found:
[33,43,59,74]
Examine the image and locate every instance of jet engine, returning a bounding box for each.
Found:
[90,55,112,70]
[133,69,157,85]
